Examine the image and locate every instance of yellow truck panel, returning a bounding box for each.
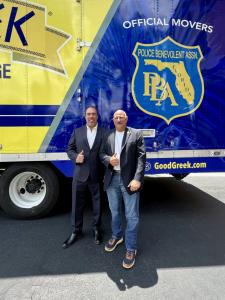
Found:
[0,0,113,153]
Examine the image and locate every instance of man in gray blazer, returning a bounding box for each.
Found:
[100,110,146,269]
[62,106,105,248]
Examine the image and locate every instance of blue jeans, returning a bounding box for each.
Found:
[106,173,139,251]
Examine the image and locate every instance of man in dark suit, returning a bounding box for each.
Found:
[62,106,105,248]
[100,109,146,269]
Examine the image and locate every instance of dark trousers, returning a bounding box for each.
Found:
[71,178,101,232]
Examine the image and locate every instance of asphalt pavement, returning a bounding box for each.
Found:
[0,174,225,299]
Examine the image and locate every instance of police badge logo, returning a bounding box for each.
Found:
[131,36,204,124]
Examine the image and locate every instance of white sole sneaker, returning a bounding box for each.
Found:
[122,250,137,269]
[105,237,124,252]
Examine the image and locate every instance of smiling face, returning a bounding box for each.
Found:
[113,110,128,132]
[85,107,98,129]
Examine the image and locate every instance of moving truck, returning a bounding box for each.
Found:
[0,0,225,218]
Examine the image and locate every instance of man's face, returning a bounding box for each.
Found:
[85,107,98,128]
[113,110,127,132]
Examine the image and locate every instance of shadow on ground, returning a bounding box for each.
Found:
[0,177,225,290]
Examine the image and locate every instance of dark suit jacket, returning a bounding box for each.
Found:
[67,125,106,183]
[100,127,146,194]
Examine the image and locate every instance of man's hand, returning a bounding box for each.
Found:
[109,153,119,167]
[128,180,141,192]
[76,150,84,164]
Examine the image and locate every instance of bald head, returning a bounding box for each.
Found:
[113,110,127,118]
[113,110,128,132]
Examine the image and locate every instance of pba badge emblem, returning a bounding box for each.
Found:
[132,36,204,124]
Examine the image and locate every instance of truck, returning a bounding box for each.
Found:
[0,0,225,219]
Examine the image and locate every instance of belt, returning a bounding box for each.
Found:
[113,170,121,174]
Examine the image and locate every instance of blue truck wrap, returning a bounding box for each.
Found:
[0,0,224,218]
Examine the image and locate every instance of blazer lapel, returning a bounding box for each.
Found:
[83,126,90,150]
[91,126,100,149]
[110,130,116,155]
[121,127,131,152]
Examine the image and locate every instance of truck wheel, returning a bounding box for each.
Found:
[0,163,59,219]
[171,173,189,180]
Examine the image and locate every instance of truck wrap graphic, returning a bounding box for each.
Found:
[1,0,225,219]
[0,0,114,153]
[132,37,204,124]
[0,0,71,75]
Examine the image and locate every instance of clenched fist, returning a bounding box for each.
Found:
[110,153,119,167]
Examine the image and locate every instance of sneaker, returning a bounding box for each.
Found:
[105,237,124,252]
[122,250,137,269]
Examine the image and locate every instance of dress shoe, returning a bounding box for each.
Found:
[62,231,82,249]
[93,229,102,245]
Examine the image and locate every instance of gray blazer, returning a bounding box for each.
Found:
[100,127,146,194]
[67,126,106,183]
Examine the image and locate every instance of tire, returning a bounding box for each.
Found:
[0,163,59,219]
[171,173,189,180]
